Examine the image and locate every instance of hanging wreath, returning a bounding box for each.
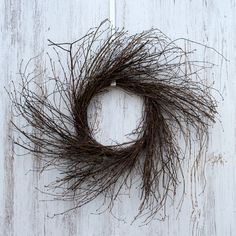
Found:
[10,20,218,222]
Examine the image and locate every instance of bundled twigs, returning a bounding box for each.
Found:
[10,20,218,222]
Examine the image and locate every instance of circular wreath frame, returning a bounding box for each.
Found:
[10,20,218,222]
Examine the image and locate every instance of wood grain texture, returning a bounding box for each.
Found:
[1,0,236,235]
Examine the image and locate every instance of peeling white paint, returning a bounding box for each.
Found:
[0,0,235,235]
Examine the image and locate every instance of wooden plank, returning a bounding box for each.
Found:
[115,0,236,236]
[0,1,110,235]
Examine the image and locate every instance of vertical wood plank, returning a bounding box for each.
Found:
[115,0,236,235]
[1,1,110,235]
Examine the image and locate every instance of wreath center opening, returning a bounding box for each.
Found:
[87,87,144,147]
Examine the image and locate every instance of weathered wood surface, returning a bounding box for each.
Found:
[0,0,236,235]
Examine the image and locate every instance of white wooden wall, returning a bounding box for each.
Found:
[1,0,236,235]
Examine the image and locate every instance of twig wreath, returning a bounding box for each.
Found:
[10,20,219,222]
